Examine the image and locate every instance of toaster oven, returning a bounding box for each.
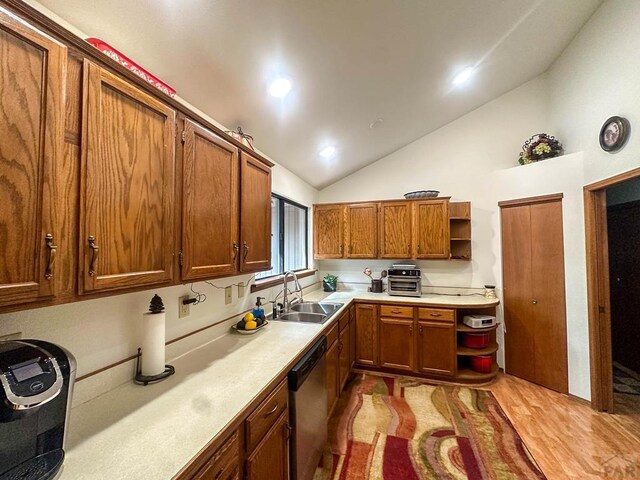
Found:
[387,265,422,297]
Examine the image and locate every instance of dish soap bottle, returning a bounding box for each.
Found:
[252,297,266,321]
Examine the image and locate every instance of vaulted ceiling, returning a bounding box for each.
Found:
[36,0,603,188]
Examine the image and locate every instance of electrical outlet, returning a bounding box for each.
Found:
[0,332,22,341]
[179,296,190,318]
[225,286,232,304]
[238,283,245,298]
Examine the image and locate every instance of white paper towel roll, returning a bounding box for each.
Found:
[141,312,166,376]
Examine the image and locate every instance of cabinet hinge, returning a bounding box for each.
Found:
[181,130,186,144]
[178,250,184,267]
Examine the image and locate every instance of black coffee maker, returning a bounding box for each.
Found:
[0,340,76,480]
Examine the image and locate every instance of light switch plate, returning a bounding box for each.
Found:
[179,296,190,318]
[225,286,232,305]
[238,283,245,298]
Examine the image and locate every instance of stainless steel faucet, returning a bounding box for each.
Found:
[282,271,303,310]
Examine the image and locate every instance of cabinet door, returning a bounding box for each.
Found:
[379,318,414,371]
[338,325,351,392]
[326,338,339,414]
[349,305,356,369]
[379,201,412,259]
[0,9,65,306]
[313,204,345,259]
[355,303,379,366]
[416,321,456,376]
[345,203,378,258]
[246,411,289,480]
[240,152,272,272]
[182,120,239,281]
[413,200,450,259]
[192,431,240,480]
[80,61,175,293]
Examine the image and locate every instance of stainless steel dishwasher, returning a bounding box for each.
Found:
[288,336,327,480]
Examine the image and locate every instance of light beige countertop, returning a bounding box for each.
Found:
[305,289,500,308]
[60,291,497,479]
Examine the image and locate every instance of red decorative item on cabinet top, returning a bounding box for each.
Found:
[85,38,176,98]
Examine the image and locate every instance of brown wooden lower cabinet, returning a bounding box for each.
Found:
[192,431,240,480]
[379,317,414,371]
[326,336,340,414]
[338,322,351,391]
[355,303,379,366]
[349,306,356,369]
[245,411,290,480]
[416,321,456,376]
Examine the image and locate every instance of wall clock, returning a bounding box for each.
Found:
[599,116,630,152]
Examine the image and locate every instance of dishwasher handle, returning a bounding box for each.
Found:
[288,336,327,392]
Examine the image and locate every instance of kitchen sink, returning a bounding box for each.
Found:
[290,302,343,315]
[276,302,344,324]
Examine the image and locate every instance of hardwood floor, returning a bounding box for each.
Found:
[486,374,640,479]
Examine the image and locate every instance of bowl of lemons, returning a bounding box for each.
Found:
[232,311,268,335]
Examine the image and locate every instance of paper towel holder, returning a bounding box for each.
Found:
[134,347,175,386]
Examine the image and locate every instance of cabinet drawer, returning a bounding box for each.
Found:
[380,305,414,319]
[418,308,455,322]
[246,380,288,451]
[326,321,339,348]
[193,430,239,480]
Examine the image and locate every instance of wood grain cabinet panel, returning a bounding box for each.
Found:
[413,200,450,259]
[181,120,239,281]
[0,9,66,306]
[246,411,289,480]
[192,431,240,480]
[313,204,345,259]
[349,305,356,369]
[345,203,378,258]
[355,303,379,366]
[379,317,415,371]
[416,321,456,376]
[240,152,272,273]
[338,322,351,392]
[326,337,339,414]
[379,201,412,259]
[79,61,176,293]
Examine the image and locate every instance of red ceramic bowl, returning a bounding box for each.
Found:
[461,332,490,349]
[470,355,493,373]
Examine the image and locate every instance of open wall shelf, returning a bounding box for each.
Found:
[449,202,472,260]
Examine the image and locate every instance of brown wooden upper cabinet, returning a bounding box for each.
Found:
[313,204,345,259]
[79,61,176,293]
[240,152,272,272]
[345,203,378,258]
[181,120,239,281]
[0,9,66,306]
[379,201,412,259]
[413,199,450,259]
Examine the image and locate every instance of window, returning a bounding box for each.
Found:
[256,194,308,279]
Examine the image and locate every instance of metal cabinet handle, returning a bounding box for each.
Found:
[265,403,278,416]
[338,340,343,352]
[243,241,249,261]
[532,299,538,304]
[419,325,423,335]
[430,313,442,317]
[392,309,401,314]
[407,244,411,254]
[88,236,99,277]
[44,234,57,280]
[232,241,239,260]
[409,324,413,335]
[339,244,343,255]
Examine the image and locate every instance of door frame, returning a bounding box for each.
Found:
[584,166,640,411]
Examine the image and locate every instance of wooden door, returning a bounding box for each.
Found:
[313,204,345,259]
[246,411,289,480]
[240,153,272,272]
[355,303,379,366]
[181,120,239,281]
[345,203,377,258]
[416,321,456,376]
[501,196,568,393]
[0,9,65,306]
[530,200,568,393]
[413,200,450,259]
[379,318,414,371]
[326,338,339,413]
[80,61,175,293]
[501,205,536,383]
[339,325,351,391]
[379,201,412,259]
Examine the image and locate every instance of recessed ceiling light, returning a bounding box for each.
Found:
[452,67,475,87]
[319,146,336,158]
[268,77,292,98]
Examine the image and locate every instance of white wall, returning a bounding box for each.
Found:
[0,2,320,402]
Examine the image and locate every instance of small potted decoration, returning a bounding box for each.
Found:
[323,274,338,292]
[518,133,563,165]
